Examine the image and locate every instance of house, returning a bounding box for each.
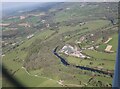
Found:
[79,22,85,26]
[46,24,50,28]
[41,20,46,23]
[88,46,94,50]
[27,34,34,39]
[12,43,16,46]
[90,34,94,36]
[95,46,99,48]
[66,8,70,10]
[80,36,85,42]
[2,54,5,57]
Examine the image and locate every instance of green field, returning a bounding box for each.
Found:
[64,56,115,70]
[2,29,60,87]
[2,17,20,23]
[82,50,116,61]
[2,20,116,87]
[14,68,60,87]
[2,2,118,87]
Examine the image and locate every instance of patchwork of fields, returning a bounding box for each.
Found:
[2,2,118,87]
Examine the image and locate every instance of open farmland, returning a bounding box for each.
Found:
[2,2,118,87]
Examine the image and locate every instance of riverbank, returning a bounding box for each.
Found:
[53,46,113,77]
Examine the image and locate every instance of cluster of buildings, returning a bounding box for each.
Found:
[60,44,90,59]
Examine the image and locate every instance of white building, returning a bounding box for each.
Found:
[27,34,34,39]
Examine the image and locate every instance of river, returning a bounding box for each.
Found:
[53,46,113,77]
